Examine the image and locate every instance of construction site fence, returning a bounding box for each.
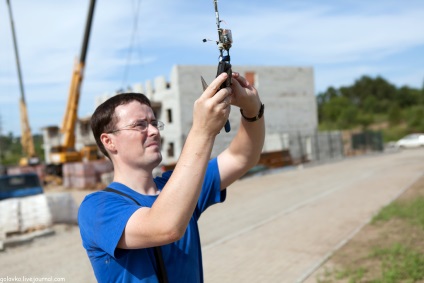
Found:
[288,130,345,164]
[259,130,385,169]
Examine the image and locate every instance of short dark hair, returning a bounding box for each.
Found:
[90,92,152,158]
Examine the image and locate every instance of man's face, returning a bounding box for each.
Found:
[108,101,162,170]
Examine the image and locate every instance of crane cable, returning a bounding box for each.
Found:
[121,0,142,90]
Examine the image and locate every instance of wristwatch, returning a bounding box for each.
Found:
[240,103,264,122]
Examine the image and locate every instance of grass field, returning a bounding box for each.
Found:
[313,174,424,283]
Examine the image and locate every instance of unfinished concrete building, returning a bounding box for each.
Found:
[95,65,319,167]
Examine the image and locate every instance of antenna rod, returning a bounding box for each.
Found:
[212,0,232,132]
[214,0,220,29]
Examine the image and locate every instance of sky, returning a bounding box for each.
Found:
[0,0,423,137]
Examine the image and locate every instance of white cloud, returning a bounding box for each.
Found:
[230,3,424,64]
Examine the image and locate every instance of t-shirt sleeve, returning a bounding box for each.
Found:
[197,158,226,214]
[157,158,225,218]
[78,192,140,258]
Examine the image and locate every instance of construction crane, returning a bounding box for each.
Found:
[6,0,40,166]
[49,0,99,171]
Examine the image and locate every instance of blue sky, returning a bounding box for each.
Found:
[1,0,423,136]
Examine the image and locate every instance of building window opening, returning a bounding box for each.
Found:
[80,121,90,135]
[167,109,173,123]
[167,142,175,158]
[245,71,256,87]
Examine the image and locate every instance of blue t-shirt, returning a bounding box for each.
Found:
[78,158,226,283]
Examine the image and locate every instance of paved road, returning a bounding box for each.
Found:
[1,149,423,282]
[200,149,424,282]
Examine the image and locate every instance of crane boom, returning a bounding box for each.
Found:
[6,0,38,165]
[49,0,98,166]
[61,0,96,149]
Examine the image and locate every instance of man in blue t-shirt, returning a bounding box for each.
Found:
[78,72,265,282]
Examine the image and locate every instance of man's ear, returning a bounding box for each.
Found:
[100,133,116,152]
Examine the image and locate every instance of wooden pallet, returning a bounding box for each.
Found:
[258,150,293,168]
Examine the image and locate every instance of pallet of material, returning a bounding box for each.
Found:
[63,175,98,189]
[0,198,20,235]
[20,194,52,233]
[46,192,79,224]
[0,194,53,236]
[259,150,293,168]
[62,160,114,189]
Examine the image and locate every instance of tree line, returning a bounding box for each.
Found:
[317,75,424,142]
[0,133,44,166]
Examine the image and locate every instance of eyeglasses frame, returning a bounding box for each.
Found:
[107,120,164,134]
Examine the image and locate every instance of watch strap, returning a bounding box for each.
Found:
[240,103,264,122]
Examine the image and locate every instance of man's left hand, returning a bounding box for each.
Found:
[230,72,262,117]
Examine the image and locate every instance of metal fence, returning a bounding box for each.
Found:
[262,130,384,167]
[288,131,344,164]
[351,131,384,152]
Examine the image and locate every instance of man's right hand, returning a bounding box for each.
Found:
[193,72,233,136]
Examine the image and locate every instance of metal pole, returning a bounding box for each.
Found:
[328,131,333,158]
[315,129,320,161]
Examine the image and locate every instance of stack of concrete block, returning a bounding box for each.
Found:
[91,159,114,176]
[63,162,97,189]
[0,198,20,238]
[63,159,114,189]
[0,194,52,236]
[92,159,114,186]
[20,194,53,232]
[46,192,79,224]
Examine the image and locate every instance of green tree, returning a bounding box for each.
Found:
[363,96,378,112]
[337,106,358,129]
[405,106,424,132]
[321,96,351,128]
[388,104,402,126]
[396,86,419,108]
[317,75,423,141]
[343,76,397,112]
[0,133,44,166]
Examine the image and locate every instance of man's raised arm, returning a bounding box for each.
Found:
[218,72,265,189]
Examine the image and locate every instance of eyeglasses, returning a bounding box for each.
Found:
[107,120,164,134]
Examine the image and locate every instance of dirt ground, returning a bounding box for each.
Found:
[309,175,424,282]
